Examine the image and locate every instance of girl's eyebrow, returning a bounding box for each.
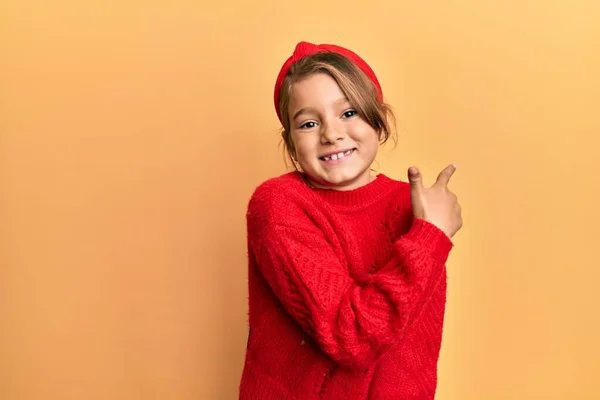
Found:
[292,107,314,121]
[292,98,349,121]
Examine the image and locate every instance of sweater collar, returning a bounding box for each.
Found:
[291,171,396,209]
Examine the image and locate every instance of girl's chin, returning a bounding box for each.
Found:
[305,171,370,191]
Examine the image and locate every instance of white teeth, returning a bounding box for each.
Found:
[321,149,354,161]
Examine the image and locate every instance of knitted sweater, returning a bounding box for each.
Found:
[239,171,453,400]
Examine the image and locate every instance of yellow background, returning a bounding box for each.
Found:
[2,1,599,399]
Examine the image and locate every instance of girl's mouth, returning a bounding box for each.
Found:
[319,148,356,162]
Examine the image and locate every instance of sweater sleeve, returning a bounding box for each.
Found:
[247,184,453,371]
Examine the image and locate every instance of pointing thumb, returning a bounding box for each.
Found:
[408,167,423,191]
[408,166,425,219]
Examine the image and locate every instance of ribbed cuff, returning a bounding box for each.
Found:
[402,218,454,264]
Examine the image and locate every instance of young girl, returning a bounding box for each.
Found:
[239,41,462,399]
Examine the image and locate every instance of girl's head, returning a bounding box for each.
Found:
[274,41,396,191]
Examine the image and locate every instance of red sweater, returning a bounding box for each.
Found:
[239,172,453,399]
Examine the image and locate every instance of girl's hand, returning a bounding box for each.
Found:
[408,164,463,238]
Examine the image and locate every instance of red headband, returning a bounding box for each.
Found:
[273,41,383,124]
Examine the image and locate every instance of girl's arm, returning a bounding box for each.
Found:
[247,184,453,371]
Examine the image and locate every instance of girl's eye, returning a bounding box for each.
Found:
[342,110,358,118]
[299,121,317,129]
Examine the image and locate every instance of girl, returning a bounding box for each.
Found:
[239,41,462,399]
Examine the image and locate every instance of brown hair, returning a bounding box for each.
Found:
[277,52,397,170]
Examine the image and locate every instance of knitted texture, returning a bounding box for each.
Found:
[239,172,453,400]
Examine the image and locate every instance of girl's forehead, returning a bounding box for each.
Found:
[289,74,344,99]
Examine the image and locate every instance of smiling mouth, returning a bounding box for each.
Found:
[319,148,356,161]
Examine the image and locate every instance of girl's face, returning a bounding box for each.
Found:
[287,73,380,191]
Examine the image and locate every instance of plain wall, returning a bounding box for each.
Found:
[2,1,599,399]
